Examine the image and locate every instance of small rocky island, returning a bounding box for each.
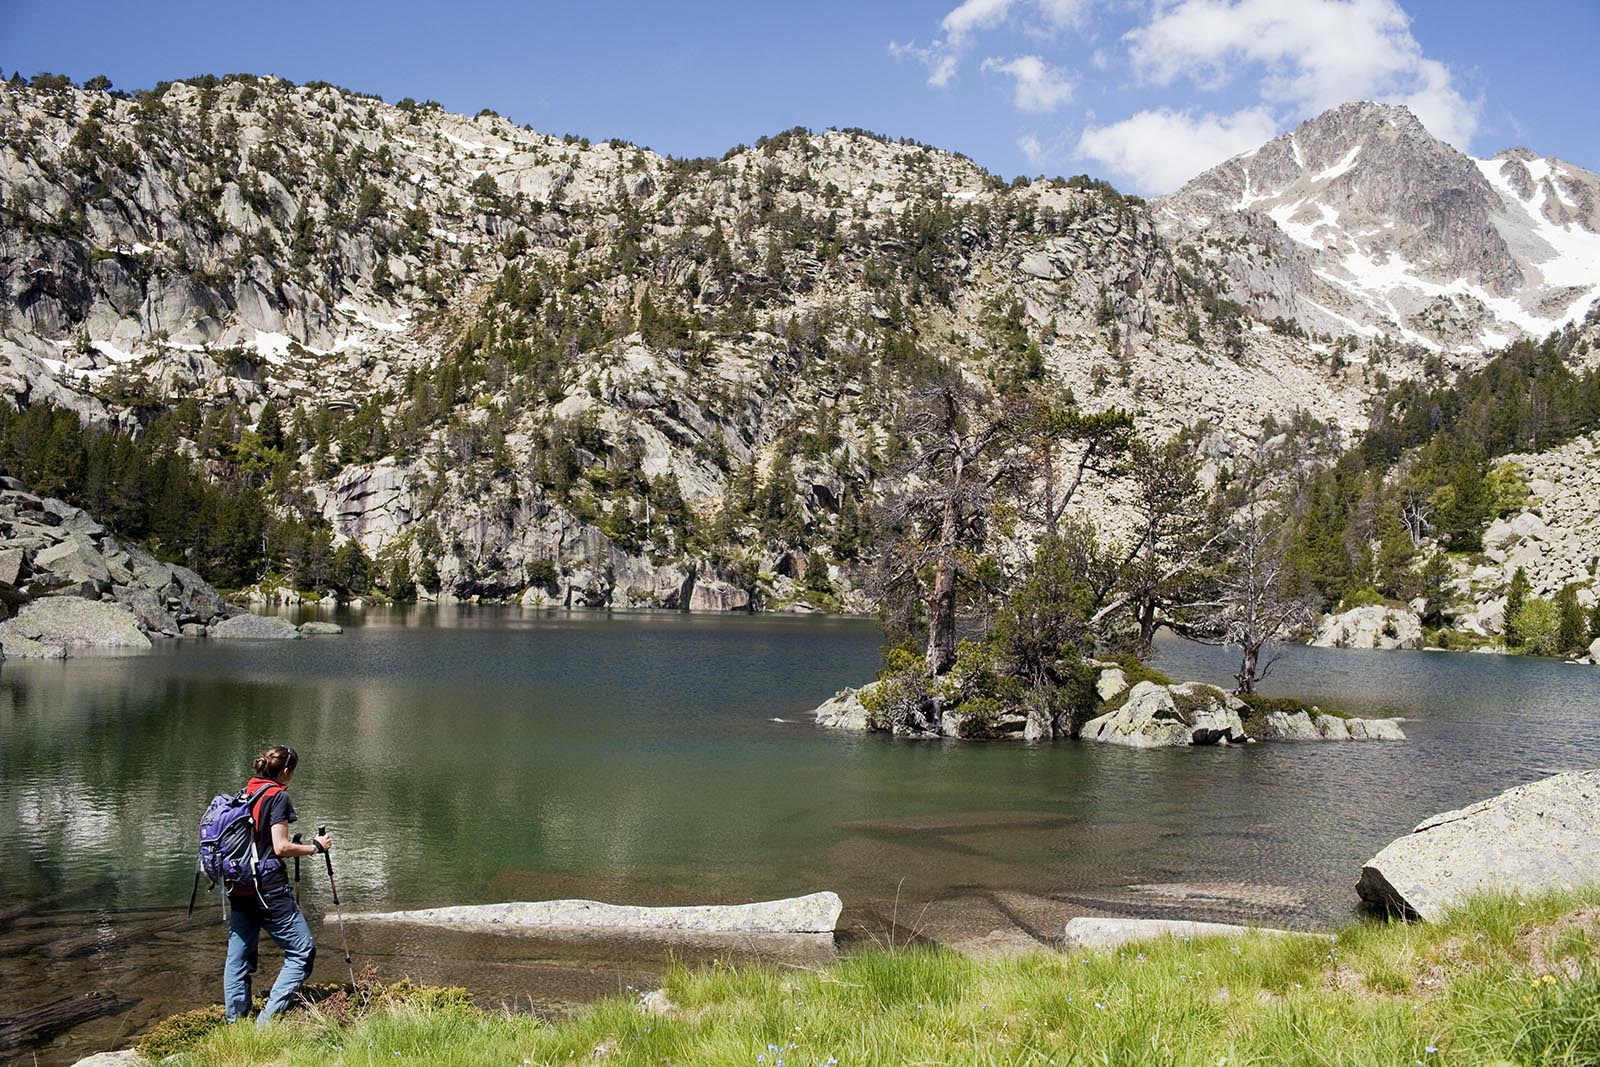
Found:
[0,482,334,658]
[814,658,1404,746]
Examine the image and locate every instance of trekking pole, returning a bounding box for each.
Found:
[291,833,302,905]
[317,824,358,989]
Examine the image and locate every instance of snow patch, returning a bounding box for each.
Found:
[1475,156,1600,324]
[252,331,293,365]
[1312,146,1361,184]
[335,299,408,333]
[442,129,510,157]
[90,340,139,364]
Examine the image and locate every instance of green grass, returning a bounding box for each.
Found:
[146,889,1600,1066]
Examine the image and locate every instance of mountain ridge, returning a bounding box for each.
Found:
[0,74,1594,622]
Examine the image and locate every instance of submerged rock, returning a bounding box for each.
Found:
[0,597,152,652]
[1063,917,1302,951]
[209,613,301,640]
[297,620,344,635]
[1357,771,1600,921]
[354,891,843,935]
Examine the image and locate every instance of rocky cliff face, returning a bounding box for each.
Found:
[1456,433,1600,636]
[0,76,1389,608]
[1157,102,1600,354]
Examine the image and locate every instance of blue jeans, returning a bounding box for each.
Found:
[223,886,316,1024]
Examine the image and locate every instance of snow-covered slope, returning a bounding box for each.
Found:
[1157,102,1600,354]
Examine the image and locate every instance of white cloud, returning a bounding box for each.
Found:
[982,55,1075,112]
[893,0,1091,86]
[1018,132,1047,165]
[1125,0,1478,148]
[1033,0,1090,31]
[942,0,1018,48]
[1077,106,1280,194]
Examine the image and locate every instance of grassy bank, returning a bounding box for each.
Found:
[142,890,1599,1066]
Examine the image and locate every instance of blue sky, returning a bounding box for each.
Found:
[5,0,1597,195]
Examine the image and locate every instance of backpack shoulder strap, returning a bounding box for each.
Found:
[249,783,284,827]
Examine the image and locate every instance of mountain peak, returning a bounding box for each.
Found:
[1154,99,1600,352]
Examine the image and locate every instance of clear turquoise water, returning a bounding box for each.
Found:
[2,607,1597,1061]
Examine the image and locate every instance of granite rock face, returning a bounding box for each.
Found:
[1357,771,1600,920]
[1312,605,1424,650]
[355,892,844,935]
[1079,681,1249,748]
[1472,435,1600,623]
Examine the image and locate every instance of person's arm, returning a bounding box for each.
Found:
[271,821,332,858]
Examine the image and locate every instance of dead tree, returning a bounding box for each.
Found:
[1217,501,1314,695]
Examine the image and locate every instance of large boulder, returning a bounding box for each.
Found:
[32,534,112,591]
[1079,682,1248,748]
[112,586,180,636]
[0,597,152,651]
[209,613,301,639]
[0,547,28,586]
[688,578,750,612]
[1312,605,1424,650]
[1356,771,1600,920]
[813,684,873,731]
[2,634,68,659]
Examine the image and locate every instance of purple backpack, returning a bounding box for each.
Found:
[191,782,283,909]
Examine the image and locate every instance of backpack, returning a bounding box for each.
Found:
[190,782,284,911]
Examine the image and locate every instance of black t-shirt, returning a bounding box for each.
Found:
[232,781,297,895]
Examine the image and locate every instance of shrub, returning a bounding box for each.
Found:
[137,1005,227,1057]
[1109,654,1174,689]
[861,647,933,732]
[526,557,560,588]
[1511,598,1561,656]
[1338,585,1389,611]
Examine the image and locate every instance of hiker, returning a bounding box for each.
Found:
[222,744,333,1024]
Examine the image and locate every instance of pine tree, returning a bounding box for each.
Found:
[331,541,372,598]
[1589,597,1600,642]
[416,555,440,593]
[387,556,415,603]
[1555,583,1586,655]
[1417,551,1453,627]
[256,401,283,451]
[1503,567,1530,647]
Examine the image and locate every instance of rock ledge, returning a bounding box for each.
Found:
[354,892,843,935]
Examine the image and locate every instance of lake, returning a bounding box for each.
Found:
[2,606,1597,1063]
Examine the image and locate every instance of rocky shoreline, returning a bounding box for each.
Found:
[0,483,338,659]
[814,658,1406,746]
